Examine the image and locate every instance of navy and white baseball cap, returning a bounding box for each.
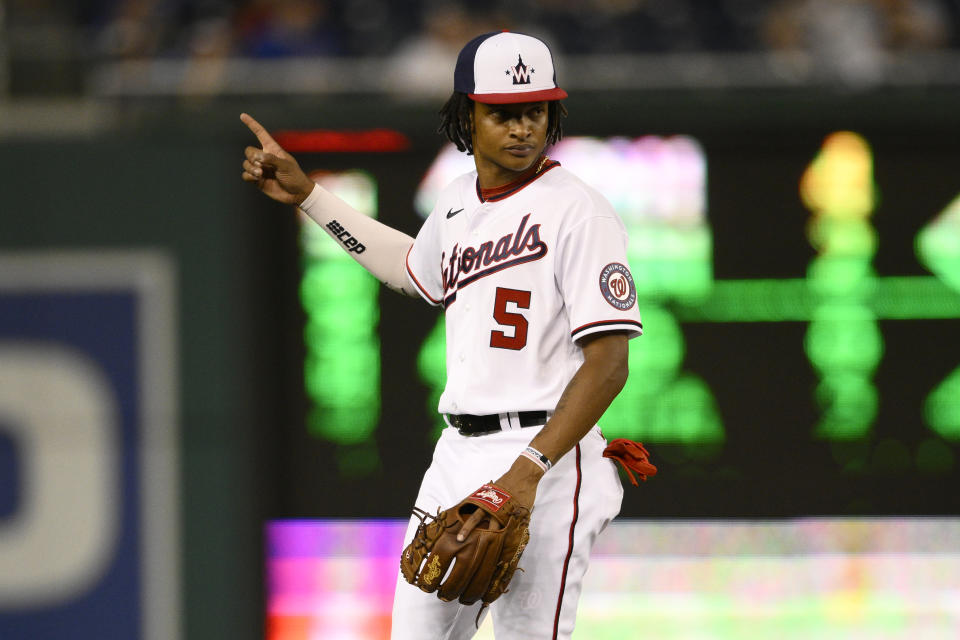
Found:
[454,31,568,104]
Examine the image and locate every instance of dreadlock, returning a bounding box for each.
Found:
[437,92,567,155]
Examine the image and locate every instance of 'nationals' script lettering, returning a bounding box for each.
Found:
[441,214,548,305]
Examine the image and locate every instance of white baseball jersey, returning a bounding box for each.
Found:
[405,159,642,416]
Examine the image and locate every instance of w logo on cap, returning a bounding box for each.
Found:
[455,32,567,102]
[508,55,534,85]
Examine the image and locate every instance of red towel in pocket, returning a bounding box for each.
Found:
[602,439,657,486]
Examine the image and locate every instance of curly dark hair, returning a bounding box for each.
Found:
[437,92,567,155]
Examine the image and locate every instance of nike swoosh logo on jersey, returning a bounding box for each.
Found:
[446,208,464,219]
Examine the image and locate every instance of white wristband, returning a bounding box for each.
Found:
[521,446,552,473]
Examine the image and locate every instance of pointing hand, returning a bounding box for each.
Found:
[240,113,315,206]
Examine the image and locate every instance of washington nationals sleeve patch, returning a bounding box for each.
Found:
[599,262,637,310]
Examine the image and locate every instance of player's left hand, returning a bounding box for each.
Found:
[400,480,532,613]
[456,459,541,541]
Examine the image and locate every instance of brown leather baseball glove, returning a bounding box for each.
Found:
[400,482,531,618]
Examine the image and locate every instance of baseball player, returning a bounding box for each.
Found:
[242,31,647,640]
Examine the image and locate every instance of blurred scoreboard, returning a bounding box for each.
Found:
[276,129,960,519]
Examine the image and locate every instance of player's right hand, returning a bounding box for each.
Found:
[240,113,315,206]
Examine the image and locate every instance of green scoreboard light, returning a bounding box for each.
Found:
[294,130,960,517]
[299,170,383,476]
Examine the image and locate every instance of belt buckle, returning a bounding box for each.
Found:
[451,413,499,437]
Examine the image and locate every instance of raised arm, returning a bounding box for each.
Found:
[240,113,419,297]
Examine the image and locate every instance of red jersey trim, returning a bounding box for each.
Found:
[405,245,441,305]
[476,157,560,203]
[570,319,643,340]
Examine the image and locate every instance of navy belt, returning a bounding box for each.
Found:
[447,411,549,436]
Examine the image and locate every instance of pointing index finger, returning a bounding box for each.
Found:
[240,112,277,148]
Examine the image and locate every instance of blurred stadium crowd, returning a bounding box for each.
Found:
[2,0,959,95]
[8,0,959,57]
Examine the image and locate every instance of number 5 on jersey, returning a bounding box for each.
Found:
[490,287,530,350]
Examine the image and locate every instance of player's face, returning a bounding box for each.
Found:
[470,101,549,188]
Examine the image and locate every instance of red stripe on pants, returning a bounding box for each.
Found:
[552,444,582,639]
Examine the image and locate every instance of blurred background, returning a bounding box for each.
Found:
[1,1,960,639]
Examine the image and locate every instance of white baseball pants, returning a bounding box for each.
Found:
[391,424,623,640]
